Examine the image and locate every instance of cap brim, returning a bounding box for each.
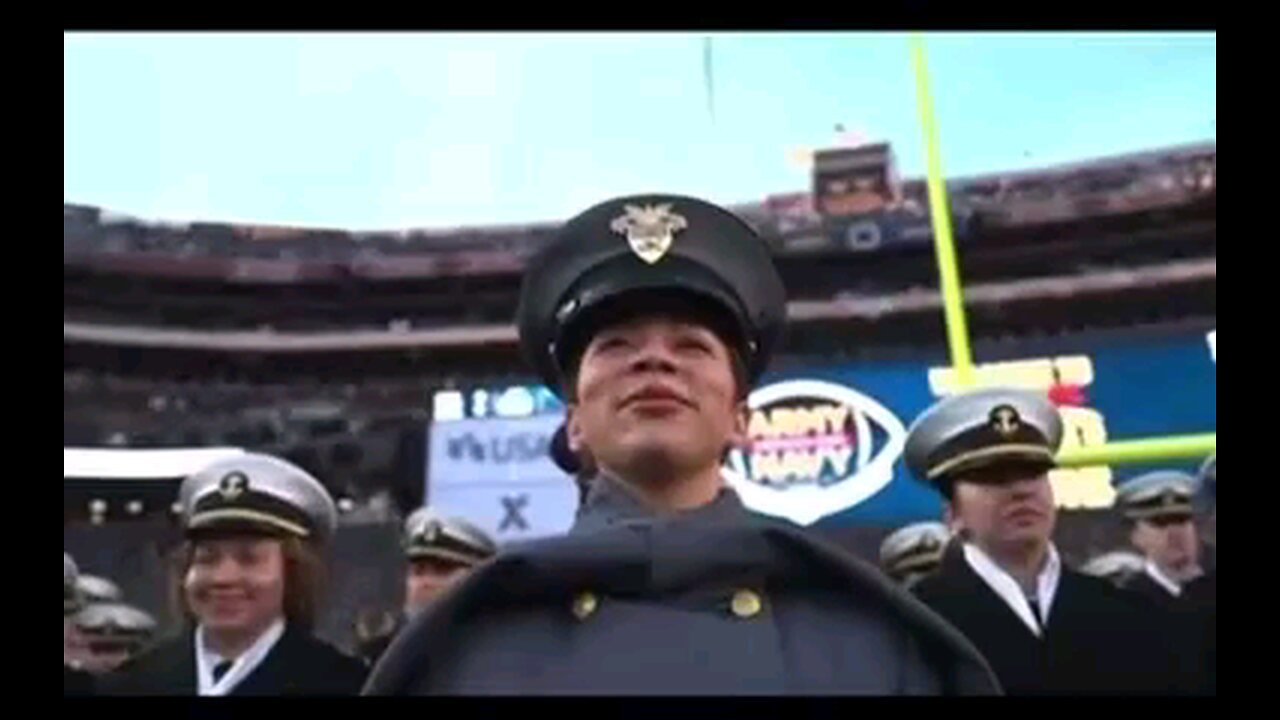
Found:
[890,555,945,576]
[186,511,310,539]
[544,257,755,393]
[405,547,488,566]
[563,284,747,362]
[929,446,1057,485]
[1125,507,1195,521]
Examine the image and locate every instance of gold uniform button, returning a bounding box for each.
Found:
[572,592,598,620]
[731,589,763,619]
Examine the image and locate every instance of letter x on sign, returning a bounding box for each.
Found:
[499,494,530,532]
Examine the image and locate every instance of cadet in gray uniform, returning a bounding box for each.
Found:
[66,570,150,676]
[65,570,122,675]
[400,507,497,614]
[879,522,951,589]
[365,194,999,695]
[66,568,154,676]
[64,553,95,696]
[1113,471,1204,609]
[102,453,367,696]
[73,602,158,675]
[357,507,497,666]
[905,388,1188,695]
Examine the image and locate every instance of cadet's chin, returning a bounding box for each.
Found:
[999,518,1054,547]
[196,602,262,633]
[610,436,706,482]
[596,420,726,481]
[405,590,443,615]
[200,613,250,633]
[1166,557,1199,581]
[612,422,679,451]
[87,653,130,675]
[616,444,679,480]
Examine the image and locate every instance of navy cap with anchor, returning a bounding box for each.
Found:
[177,453,338,542]
[879,522,951,579]
[1114,471,1197,521]
[905,387,1064,493]
[402,506,496,565]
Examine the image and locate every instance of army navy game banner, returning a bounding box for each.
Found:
[427,328,1215,544]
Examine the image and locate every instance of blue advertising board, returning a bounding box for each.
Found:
[428,327,1216,534]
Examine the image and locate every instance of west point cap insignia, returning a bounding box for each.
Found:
[218,472,249,500]
[989,405,1021,439]
[609,204,688,265]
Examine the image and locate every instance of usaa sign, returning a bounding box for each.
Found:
[723,379,907,526]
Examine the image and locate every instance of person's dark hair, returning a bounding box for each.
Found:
[574,451,597,506]
[938,479,957,503]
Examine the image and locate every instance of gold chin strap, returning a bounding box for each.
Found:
[928,445,1054,480]
[188,509,310,538]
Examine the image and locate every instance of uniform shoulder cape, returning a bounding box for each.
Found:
[365,479,1000,695]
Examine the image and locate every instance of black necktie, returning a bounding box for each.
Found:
[212,660,233,683]
[1027,598,1044,630]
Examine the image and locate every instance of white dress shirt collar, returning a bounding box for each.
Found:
[195,618,287,696]
[1144,560,1183,597]
[963,542,1062,638]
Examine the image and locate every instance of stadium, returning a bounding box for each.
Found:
[64,138,1216,652]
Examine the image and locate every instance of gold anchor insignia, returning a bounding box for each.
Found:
[421,520,441,544]
[218,472,249,500]
[989,405,1021,438]
[609,203,688,264]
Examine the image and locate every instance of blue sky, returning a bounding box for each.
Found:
[64,32,1215,230]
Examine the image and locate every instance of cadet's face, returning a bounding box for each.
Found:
[569,315,747,480]
[64,618,91,667]
[404,557,472,614]
[185,537,287,637]
[1132,515,1201,581]
[950,464,1057,553]
[80,641,134,675]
